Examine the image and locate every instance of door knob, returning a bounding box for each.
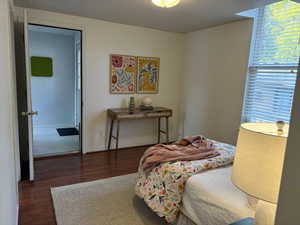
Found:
[21,111,38,116]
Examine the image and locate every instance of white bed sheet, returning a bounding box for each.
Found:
[180,166,254,225]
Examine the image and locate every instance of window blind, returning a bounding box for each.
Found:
[243,0,300,123]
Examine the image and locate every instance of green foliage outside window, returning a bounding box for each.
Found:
[256,0,300,66]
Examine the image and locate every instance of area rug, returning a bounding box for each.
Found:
[51,173,168,225]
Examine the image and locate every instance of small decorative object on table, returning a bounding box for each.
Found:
[230,218,254,225]
[129,97,135,114]
[140,96,153,111]
[276,120,285,135]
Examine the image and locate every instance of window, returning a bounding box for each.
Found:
[75,41,81,90]
[242,0,300,123]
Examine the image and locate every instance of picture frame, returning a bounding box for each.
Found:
[136,56,160,94]
[110,54,137,94]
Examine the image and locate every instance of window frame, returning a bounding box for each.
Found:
[241,3,299,123]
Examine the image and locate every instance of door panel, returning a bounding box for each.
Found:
[24,10,34,181]
[14,9,34,181]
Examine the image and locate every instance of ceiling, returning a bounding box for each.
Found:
[15,0,280,33]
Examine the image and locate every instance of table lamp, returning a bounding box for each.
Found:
[232,122,289,225]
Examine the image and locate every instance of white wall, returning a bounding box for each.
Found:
[29,30,76,128]
[0,0,19,224]
[181,19,253,145]
[275,61,300,224]
[25,8,184,152]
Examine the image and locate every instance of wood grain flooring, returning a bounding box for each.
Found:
[19,147,147,225]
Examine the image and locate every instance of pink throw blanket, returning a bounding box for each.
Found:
[141,136,220,173]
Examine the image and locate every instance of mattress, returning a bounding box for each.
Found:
[180,166,254,225]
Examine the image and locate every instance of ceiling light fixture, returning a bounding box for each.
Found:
[152,0,180,8]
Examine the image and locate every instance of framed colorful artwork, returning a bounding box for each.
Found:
[137,56,160,94]
[110,54,137,94]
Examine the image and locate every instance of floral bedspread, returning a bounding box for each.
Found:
[135,140,235,223]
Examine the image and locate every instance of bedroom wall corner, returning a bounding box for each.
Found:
[181,19,253,145]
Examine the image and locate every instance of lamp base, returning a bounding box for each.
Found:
[254,200,277,225]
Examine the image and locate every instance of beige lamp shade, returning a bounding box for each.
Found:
[232,123,288,204]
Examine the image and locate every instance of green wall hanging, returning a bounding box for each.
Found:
[31,56,53,77]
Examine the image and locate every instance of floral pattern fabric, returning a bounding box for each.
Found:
[135,140,235,223]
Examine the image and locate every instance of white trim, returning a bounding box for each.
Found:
[240,13,258,123]
[74,40,78,127]
[27,14,88,154]
[34,150,80,158]
[74,40,81,128]
[16,204,19,225]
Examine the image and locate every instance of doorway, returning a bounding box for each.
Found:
[27,24,82,158]
[14,16,84,181]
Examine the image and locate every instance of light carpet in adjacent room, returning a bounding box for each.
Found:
[51,173,168,225]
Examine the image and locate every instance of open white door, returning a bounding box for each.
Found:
[24,9,34,181]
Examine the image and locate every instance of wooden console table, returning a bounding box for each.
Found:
[107,107,172,150]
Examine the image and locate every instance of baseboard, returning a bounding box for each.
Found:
[17,180,21,225]
[85,140,176,154]
[17,203,19,225]
[34,150,80,159]
[34,152,81,160]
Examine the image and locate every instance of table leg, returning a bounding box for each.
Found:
[158,118,161,144]
[108,119,114,150]
[116,120,120,150]
[166,117,169,144]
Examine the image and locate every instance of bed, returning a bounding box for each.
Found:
[178,166,255,225]
[136,139,241,222]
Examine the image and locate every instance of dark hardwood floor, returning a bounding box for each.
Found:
[19,147,147,225]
